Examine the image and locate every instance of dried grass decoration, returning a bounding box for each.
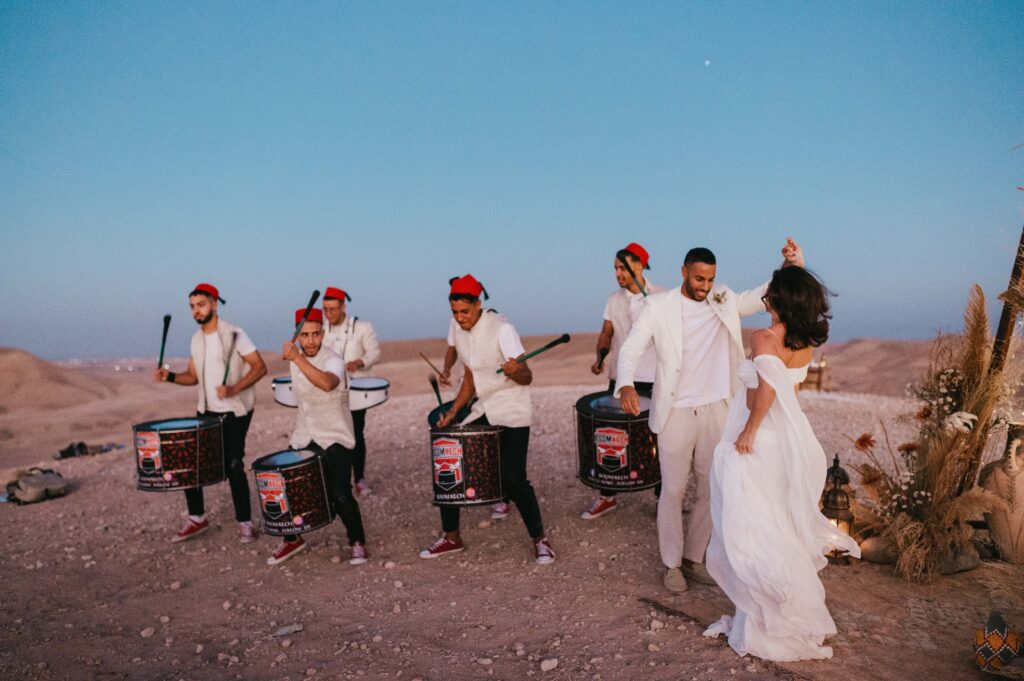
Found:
[848,285,1016,582]
[974,611,1020,672]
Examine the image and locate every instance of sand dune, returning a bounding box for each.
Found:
[0,348,117,414]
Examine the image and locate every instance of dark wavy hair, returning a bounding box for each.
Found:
[764,267,834,349]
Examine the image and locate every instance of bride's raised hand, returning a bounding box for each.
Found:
[781,237,804,268]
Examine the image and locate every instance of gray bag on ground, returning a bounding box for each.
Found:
[6,467,68,504]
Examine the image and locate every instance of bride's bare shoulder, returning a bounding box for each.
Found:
[749,329,782,358]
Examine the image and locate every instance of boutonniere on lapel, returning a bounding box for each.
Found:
[711,291,727,305]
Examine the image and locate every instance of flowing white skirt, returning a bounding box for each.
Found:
[703,357,860,662]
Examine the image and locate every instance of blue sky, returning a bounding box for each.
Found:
[1,2,1022,360]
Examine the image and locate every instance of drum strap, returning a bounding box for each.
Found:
[340,317,359,387]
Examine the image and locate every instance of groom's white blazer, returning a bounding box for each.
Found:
[614,281,768,434]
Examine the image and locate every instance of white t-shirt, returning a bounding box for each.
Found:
[203,329,257,413]
[603,290,657,383]
[673,295,730,407]
[447,319,526,361]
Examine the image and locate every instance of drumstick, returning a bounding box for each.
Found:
[157,314,172,368]
[418,351,444,377]
[222,331,238,385]
[428,374,444,408]
[497,333,572,374]
[596,346,609,371]
[616,253,647,297]
[291,289,322,343]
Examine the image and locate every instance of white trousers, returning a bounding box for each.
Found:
[656,401,728,568]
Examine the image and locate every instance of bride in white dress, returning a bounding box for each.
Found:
[703,266,860,661]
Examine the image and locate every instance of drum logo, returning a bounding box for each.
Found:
[256,471,289,518]
[136,431,162,474]
[595,427,629,472]
[432,437,463,491]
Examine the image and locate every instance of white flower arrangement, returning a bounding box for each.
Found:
[712,291,727,305]
[943,411,978,434]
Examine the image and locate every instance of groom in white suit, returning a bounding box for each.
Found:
[616,239,804,592]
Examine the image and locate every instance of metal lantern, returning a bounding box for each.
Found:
[822,454,854,564]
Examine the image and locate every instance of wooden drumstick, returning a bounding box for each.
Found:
[291,289,322,344]
[497,333,571,374]
[617,253,647,297]
[428,374,444,408]
[158,314,172,368]
[222,331,238,385]
[418,351,444,377]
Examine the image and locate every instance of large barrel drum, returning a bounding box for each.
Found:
[427,401,503,506]
[251,449,334,536]
[133,416,225,491]
[575,391,659,492]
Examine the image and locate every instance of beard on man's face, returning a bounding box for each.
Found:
[194,310,214,325]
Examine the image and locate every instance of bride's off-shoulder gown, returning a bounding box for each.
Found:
[704,356,860,661]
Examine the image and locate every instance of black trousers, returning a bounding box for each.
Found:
[185,411,253,522]
[285,441,366,546]
[351,409,367,482]
[440,419,544,539]
[603,381,658,499]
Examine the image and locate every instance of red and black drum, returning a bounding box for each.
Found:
[427,401,503,506]
[251,449,334,536]
[575,391,659,492]
[133,416,225,490]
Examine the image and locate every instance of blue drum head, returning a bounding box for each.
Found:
[351,377,389,390]
[272,377,291,385]
[589,394,650,415]
[255,449,317,469]
[133,416,220,431]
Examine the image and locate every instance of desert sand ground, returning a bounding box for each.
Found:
[1,335,1021,681]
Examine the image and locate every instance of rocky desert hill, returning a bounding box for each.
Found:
[0,347,117,414]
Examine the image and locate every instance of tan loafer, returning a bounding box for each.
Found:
[682,561,717,586]
[663,567,688,592]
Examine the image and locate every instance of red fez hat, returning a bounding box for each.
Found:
[449,274,488,300]
[623,242,651,270]
[190,282,226,303]
[295,308,324,325]
[324,286,351,302]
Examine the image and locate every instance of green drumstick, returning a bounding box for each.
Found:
[157,314,172,368]
[428,374,444,408]
[497,333,571,374]
[616,253,647,297]
[291,289,322,343]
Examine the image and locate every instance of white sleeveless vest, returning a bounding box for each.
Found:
[605,282,663,382]
[190,318,256,417]
[289,347,356,450]
[453,310,532,428]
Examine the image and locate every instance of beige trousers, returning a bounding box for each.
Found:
[656,401,728,568]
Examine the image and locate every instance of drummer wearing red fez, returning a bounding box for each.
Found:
[581,242,665,521]
[420,275,556,564]
[440,315,512,522]
[267,308,370,566]
[321,286,382,498]
[154,283,267,544]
